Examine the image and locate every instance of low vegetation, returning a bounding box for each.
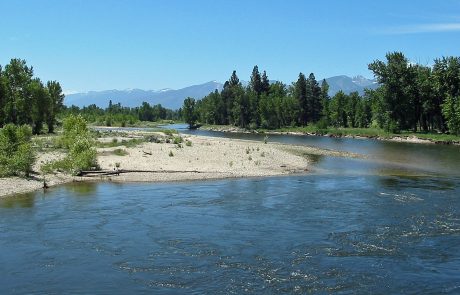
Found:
[44,115,98,175]
[0,124,35,177]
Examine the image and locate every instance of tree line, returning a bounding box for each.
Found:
[0,59,64,134]
[183,52,460,135]
[63,100,179,127]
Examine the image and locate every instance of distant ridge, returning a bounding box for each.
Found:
[325,75,378,96]
[64,76,377,109]
[64,81,223,110]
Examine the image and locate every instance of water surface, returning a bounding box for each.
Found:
[1,127,459,294]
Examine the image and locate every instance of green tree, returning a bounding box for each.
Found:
[442,95,460,135]
[433,57,460,132]
[368,52,418,132]
[46,81,65,133]
[261,71,270,94]
[0,66,7,127]
[0,124,35,177]
[345,91,360,128]
[183,97,198,128]
[294,73,308,126]
[320,79,330,125]
[29,78,49,134]
[330,91,347,127]
[249,65,262,96]
[306,73,322,123]
[3,59,34,125]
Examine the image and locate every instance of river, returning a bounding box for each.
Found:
[1,126,459,294]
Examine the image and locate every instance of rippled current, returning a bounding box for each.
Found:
[1,129,460,293]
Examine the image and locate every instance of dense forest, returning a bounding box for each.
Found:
[183,52,460,135]
[0,59,64,134]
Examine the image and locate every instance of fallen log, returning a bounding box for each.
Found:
[77,169,213,177]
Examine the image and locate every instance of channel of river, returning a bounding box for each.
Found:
[1,125,459,293]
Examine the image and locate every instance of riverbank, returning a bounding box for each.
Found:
[0,132,362,198]
[201,125,460,145]
[0,151,73,198]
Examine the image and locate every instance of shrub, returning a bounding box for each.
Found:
[47,115,98,175]
[59,114,89,149]
[173,136,183,144]
[185,140,192,147]
[68,137,98,171]
[0,124,35,177]
[113,148,128,156]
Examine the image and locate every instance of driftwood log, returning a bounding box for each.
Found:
[76,169,209,177]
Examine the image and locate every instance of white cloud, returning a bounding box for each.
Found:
[381,23,460,35]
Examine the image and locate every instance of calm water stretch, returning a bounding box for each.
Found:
[1,127,459,294]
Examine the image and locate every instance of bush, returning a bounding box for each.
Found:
[48,115,98,175]
[113,148,128,156]
[0,124,35,177]
[59,114,89,149]
[173,136,183,144]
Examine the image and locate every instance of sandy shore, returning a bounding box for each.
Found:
[0,151,73,198]
[0,133,362,198]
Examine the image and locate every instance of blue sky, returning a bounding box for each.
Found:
[1,0,459,93]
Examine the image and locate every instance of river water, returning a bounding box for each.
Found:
[1,126,459,294]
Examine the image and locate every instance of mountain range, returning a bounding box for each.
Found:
[64,75,378,110]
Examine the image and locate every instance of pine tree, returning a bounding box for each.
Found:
[320,79,330,124]
[249,66,262,95]
[0,66,6,127]
[294,73,308,126]
[261,70,270,94]
[306,73,322,123]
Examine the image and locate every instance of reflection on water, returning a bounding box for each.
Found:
[0,192,36,208]
[64,182,100,195]
[379,175,457,191]
[1,175,459,294]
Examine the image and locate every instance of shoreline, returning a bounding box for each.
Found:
[201,126,460,145]
[2,133,356,199]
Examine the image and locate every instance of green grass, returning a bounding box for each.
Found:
[112,148,128,156]
[96,138,145,148]
[399,131,460,142]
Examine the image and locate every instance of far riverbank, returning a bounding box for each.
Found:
[201,125,460,145]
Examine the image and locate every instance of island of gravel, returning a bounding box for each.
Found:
[0,129,363,198]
